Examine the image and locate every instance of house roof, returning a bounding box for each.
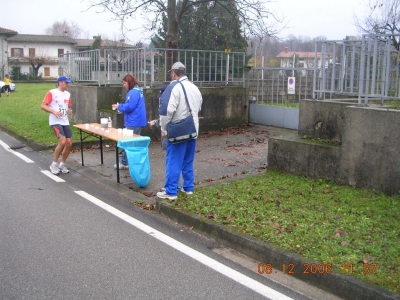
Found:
[6,34,76,44]
[276,50,322,59]
[0,27,18,36]
[74,38,135,49]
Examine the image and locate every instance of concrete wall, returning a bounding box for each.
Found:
[341,106,400,195]
[268,136,342,181]
[298,99,356,143]
[269,100,400,195]
[249,104,299,129]
[69,85,248,140]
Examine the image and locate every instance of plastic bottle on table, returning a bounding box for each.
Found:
[108,117,112,129]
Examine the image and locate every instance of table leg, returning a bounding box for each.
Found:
[100,136,103,164]
[116,146,120,183]
[79,129,84,166]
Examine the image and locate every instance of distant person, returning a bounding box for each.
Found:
[3,74,12,96]
[157,62,203,200]
[40,76,73,175]
[112,74,147,169]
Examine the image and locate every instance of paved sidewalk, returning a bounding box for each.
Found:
[66,125,292,197]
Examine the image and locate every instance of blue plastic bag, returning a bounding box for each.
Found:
[117,136,151,187]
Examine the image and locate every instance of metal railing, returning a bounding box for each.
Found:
[314,34,400,105]
[247,67,318,105]
[250,35,400,107]
[59,50,101,83]
[59,35,400,107]
[59,48,246,87]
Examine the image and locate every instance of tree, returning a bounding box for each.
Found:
[92,36,102,50]
[88,0,284,58]
[27,55,57,78]
[355,0,400,50]
[45,20,83,38]
[152,2,248,52]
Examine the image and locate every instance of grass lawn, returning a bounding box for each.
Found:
[170,173,399,294]
[1,83,399,295]
[0,83,97,146]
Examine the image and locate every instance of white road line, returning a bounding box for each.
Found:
[75,190,293,300]
[0,140,34,163]
[41,170,66,182]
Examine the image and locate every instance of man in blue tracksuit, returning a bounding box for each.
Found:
[157,62,203,200]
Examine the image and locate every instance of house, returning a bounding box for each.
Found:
[0,27,18,78]
[6,34,77,79]
[276,47,323,68]
[3,29,136,80]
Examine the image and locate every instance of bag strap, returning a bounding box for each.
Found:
[178,81,192,114]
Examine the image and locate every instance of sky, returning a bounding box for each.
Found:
[2,0,366,44]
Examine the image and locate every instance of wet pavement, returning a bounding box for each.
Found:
[64,125,297,198]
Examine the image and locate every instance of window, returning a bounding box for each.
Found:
[29,48,35,57]
[11,48,24,57]
[58,49,64,56]
[58,67,63,76]
[44,67,50,77]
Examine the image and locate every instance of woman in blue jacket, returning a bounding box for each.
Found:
[112,74,147,169]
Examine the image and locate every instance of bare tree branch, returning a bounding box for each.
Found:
[45,20,83,38]
[355,0,400,49]
[87,0,284,48]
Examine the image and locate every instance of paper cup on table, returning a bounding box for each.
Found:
[100,118,108,129]
[95,126,99,131]
[118,128,122,134]
[127,129,133,136]
[90,124,94,129]
[85,124,89,129]
[100,128,105,132]
[122,128,127,135]
[105,129,109,135]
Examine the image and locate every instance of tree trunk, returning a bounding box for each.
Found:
[166,0,179,72]
[31,64,42,78]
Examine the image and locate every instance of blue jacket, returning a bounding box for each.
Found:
[118,85,147,127]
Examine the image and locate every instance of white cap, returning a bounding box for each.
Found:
[169,62,185,72]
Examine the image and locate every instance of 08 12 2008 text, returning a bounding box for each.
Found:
[257,263,378,275]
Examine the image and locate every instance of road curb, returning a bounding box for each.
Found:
[156,199,400,300]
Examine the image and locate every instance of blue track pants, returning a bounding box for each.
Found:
[164,139,196,196]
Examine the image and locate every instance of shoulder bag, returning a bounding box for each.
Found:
[166,81,197,144]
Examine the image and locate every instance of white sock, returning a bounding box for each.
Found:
[52,161,58,166]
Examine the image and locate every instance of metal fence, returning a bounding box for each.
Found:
[59,35,400,107]
[248,34,400,106]
[59,48,246,87]
[59,49,101,83]
[314,34,400,106]
[247,67,317,105]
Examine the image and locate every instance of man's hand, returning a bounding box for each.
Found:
[53,110,63,118]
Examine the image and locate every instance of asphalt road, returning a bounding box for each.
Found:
[0,130,329,300]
